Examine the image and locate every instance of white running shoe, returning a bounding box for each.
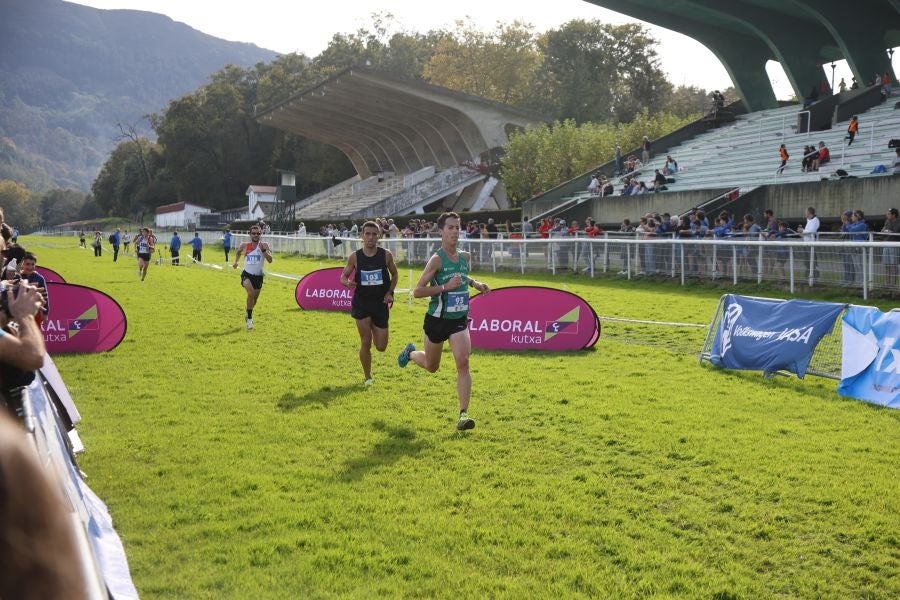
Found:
[364,378,374,386]
[246,318,253,330]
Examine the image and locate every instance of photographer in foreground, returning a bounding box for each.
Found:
[0,281,46,374]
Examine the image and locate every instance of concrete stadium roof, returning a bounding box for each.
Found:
[256,67,548,178]
[587,0,900,111]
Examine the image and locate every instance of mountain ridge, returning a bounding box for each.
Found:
[0,0,279,191]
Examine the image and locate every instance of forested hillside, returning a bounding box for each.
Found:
[0,0,276,191]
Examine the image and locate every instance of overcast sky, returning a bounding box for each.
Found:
[67,0,825,99]
[65,0,744,91]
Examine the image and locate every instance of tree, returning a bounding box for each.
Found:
[114,122,151,185]
[500,111,695,204]
[0,179,40,231]
[313,13,436,79]
[423,20,544,106]
[39,188,89,227]
[665,85,718,120]
[91,137,167,216]
[537,21,672,123]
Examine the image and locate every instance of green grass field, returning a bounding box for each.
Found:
[29,236,900,599]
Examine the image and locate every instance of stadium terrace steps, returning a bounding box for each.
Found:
[295,166,482,220]
[296,176,407,220]
[567,97,898,204]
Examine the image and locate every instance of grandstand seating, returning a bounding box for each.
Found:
[294,165,483,220]
[295,175,408,220]
[558,94,900,207]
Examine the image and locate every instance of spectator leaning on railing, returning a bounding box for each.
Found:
[841,210,868,285]
[767,220,792,280]
[521,218,533,236]
[880,208,900,287]
[763,209,777,233]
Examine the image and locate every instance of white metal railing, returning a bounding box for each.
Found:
[169,230,900,300]
[756,110,810,144]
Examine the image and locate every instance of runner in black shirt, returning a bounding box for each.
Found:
[340,221,398,385]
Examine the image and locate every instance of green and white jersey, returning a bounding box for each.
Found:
[426,248,469,320]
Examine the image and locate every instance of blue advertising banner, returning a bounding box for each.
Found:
[838,307,900,409]
[710,295,845,378]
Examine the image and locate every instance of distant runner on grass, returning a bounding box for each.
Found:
[134,227,156,282]
[340,221,398,386]
[397,212,490,431]
[232,224,273,330]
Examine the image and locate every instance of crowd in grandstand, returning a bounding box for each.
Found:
[585,149,680,198]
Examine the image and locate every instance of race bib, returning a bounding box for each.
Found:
[360,269,384,286]
[246,254,261,264]
[446,290,469,313]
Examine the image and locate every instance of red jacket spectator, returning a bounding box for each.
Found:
[585,223,603,237]
[538,219,552,239]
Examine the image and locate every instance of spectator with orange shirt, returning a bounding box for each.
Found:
[845,116,859,146]
[777,144,789,174]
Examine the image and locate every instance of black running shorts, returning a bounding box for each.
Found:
[423,314,468,344]
[241,271,264,290]
[351,298,389,329]
[138,252,151,262]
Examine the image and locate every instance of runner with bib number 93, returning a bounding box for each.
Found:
[397,212,490,431]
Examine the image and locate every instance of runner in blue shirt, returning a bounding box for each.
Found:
[112,228,121,262]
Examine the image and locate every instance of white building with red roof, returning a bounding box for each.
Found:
[154,202,213,229]
[246,185,277,220]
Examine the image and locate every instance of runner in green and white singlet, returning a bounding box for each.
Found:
[397,212,490,431]
[426,248,470,319]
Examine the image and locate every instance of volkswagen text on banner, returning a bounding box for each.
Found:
[468,286,599,351]
[838,306,900,408]
[710,295,844,377]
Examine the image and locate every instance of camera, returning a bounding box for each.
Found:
[0,279,20,318]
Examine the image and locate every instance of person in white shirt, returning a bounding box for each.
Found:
[797,206,820,282]
[232,225,273,330]
[892,148,900,175]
